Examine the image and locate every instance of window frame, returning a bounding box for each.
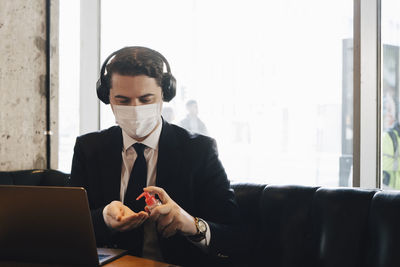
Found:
[353,0,382,188]
[79,0,101,135]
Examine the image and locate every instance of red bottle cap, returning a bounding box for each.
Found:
[136,192,158,206]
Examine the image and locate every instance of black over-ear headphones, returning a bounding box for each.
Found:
[96,46,177,104]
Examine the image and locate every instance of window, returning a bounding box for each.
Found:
[381,0,400,189]
[100,0,353,185]
[58,0,80,172]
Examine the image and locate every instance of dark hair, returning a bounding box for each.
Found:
[105,47,164,88]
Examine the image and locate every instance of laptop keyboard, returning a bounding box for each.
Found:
[98,254,110,261]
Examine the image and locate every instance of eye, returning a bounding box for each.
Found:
[115,98,130,105]
[139,96,153,104]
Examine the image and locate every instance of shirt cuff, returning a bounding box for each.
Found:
[187,218,211,251]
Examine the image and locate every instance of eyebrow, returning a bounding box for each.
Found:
[139,94,155,98]
[114,94,155,99]
[114,95,130,100]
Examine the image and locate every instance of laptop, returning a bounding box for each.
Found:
[0,185,127,266]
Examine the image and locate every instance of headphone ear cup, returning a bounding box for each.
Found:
[96,74,110,104]
[161,73,176,102]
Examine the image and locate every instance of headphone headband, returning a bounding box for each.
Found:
[96,46,176,104]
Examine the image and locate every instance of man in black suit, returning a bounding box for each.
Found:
[70,47,240,266]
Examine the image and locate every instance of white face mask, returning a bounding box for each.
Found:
[112,103,162,139]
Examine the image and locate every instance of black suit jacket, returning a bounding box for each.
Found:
[70,121,241,266]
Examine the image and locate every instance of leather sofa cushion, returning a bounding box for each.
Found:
[0,169,70,186]
[365,191,400,267]
[231,182,266,264]
[312,188,376,267]
[258,185,319,267]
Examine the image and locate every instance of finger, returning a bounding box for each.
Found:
[140,211,150,221]
[108,203,124,221]
[149,204,172,221]
[157,214,174,233]
[139,214,148,225]
[122,213,149,231]
[118,206,125,219]
[121,205,134,217]
[149,210,161,222]
[135,212,149,224]
[117,213,145,231]
[123,211,148,224]
[144,186,170,203]
[121,211,143,221]
[162,222,179,238]
[138,210,149,217]
[117,215,138,230]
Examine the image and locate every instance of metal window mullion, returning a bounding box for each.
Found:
[79,0,101,134]
[353,0,381,189]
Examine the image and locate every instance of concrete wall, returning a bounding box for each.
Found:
[0,0,58,171]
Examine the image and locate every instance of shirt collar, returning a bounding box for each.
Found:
[121,117,162,152]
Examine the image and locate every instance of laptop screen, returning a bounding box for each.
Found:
[0,185,100,265]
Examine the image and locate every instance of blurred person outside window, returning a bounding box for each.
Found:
[179,100,208,136]
[382,94,400,189]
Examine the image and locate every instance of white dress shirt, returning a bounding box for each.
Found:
[118,118,210,261]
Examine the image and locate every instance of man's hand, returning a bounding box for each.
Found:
[144,186,197,238]
[103,200,149,232]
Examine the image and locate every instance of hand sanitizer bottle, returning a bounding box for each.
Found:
[136,192,161,213]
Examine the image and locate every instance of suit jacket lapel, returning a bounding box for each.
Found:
[101,126,123,201]
[156,121,182,196]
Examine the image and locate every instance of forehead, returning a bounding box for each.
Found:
[110,74,161,95]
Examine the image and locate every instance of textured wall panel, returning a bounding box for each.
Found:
[0,0,47,170]
[50,0,59,169]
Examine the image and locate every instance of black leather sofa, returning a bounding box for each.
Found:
[231,183,400,267]
[1,170,398,267]
[0,169,70,186]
